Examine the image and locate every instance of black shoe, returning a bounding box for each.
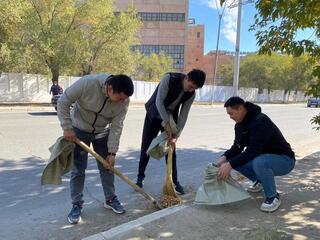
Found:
[104,196,126,214]
[175,182,185,195]
[136,178,144,188]
[68,204,83,224]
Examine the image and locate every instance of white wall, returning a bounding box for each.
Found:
[0,73,308,103]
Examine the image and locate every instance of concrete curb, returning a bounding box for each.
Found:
[82,205,188,240]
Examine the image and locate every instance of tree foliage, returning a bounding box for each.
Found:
[220,53,313,99]
[134,52,173,81]
[0,0,141,81]
[220,0,320,125]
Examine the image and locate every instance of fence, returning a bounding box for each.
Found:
[0,73,307,103]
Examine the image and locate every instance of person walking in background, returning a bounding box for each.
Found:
[50,80,63,96]
[136,69,206,195]
[57,73,134,224]
[216,96,295,212]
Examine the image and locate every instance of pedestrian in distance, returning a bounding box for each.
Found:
[216,96,295,212]
[57,73,134,224]
[50,80,63,96]
[136,69,206,195]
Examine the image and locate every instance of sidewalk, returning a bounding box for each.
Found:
[84,152,320,240]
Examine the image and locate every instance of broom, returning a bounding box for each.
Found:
[162,145,181,207]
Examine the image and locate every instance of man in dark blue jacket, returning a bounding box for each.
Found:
[136,69,206,194]
[50,80,63,96]
[217,96,295,212]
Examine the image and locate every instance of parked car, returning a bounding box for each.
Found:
[51,95,61,111]
[307,97,320,108]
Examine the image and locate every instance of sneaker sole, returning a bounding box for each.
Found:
[68,216,82,224]
[247,188,263,193]
[260,199,281,213]
[104,203,126,214]
[175,190,185,195]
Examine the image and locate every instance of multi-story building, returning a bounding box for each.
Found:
[114,0,189,71]
[185,22,234,85]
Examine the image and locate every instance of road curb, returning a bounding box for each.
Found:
[82,205,188,240]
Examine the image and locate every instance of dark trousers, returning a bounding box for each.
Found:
[137,114,179,184]
[71,128,115,205]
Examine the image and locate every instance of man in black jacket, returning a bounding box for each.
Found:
[217,96,295,212]
[136,69,206,194]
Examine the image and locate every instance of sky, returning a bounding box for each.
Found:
[189,0,258,54]
[189,0,318,55]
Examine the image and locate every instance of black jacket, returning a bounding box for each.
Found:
[224,102,295,168]
[145,72,194,120]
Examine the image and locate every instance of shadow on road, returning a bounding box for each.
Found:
[28,112,57,116]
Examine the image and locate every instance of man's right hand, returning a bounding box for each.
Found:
[64,129,76,142]
[216,155,227,167]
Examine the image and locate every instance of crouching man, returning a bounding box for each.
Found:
[216,96,295,212]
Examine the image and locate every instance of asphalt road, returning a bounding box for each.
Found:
[0,104,319,240]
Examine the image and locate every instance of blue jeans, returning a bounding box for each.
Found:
[234,154,295,198]
[70,128,115,205]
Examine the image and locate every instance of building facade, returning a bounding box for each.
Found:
[185,22,234,85]
[114,0,189,71]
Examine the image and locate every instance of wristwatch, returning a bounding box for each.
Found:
[108,152,116,156]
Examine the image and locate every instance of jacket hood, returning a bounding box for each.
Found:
[242,102,261,123]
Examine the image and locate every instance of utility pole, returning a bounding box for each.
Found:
[211,0,227,104]
[229,0,253,96]
[232,0,242,96]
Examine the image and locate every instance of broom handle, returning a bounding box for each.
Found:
[167,146,173,179]
[74,138,158,204]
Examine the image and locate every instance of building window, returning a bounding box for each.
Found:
[131,45,185,70]
[137,12,185,22]
[197,32,200,38]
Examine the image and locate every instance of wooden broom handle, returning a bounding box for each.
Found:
[74,138,158,204]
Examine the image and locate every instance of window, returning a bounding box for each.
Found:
[137,12,185,22]
[131,45,185,70]
[197,32,200,38]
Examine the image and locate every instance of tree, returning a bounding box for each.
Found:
[221,53,312,97]
[220,0,320,123]
[134,52,173,81]
[73,4,141,76]
[247,0,320,124]
[0,0,141,81]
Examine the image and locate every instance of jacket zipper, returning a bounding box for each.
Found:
[91,97,108,134]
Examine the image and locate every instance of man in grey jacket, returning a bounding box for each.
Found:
[57,73,134,224]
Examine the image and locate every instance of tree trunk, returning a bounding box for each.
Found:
[50,67,60,83]
[283,89,289,103]
[81,64,93,76]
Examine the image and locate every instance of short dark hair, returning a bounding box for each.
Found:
[224,96,245,108]
[187,69,206,88]
[105,74,134,97]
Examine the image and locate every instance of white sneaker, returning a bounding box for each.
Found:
[260,194,281,212]
[247,181,263,193]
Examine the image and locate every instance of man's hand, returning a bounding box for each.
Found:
[216,155,227,167]
[103,155,115,170]
[168,136,177,147]
[63,129,76,142]
[218,162,232,180]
